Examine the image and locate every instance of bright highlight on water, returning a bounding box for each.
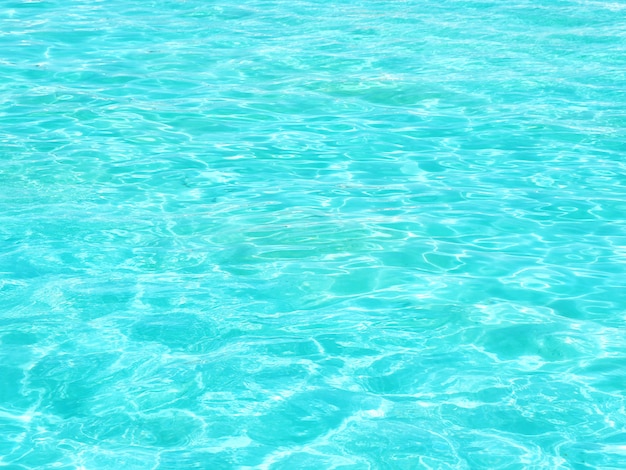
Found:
[1,0,626,468]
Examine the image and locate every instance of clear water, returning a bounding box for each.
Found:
[1,0,626,468]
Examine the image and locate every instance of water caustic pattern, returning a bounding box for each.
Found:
[1,0,626,468]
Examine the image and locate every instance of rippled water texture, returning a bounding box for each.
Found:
[2,0,626,468]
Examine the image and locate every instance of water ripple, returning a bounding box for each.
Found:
[2,0,626,468]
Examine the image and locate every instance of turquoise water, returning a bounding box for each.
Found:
[1,0,626,467]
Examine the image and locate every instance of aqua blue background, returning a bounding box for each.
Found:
[1,0,626,468]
